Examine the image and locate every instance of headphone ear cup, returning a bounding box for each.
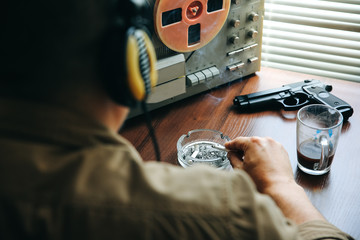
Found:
[101,27,158,107]
[126,29,158,102]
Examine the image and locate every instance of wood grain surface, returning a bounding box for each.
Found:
[120,67,360,238]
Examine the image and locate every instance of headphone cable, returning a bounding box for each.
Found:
[135,30,160,162]
[141,101,161,162]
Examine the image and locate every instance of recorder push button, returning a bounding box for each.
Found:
[209,66,220,77]
[186,66,220,86]
[195,72,206,83]
[186,74,199,86]
[201,69,213,80]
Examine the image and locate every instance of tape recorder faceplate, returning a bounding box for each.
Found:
[130,0,264,117]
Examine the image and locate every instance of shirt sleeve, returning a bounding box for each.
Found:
[226,169,299,240]
[298,220,354,240]
[226,169,354,240]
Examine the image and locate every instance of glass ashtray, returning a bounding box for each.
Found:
[177,129,232,170]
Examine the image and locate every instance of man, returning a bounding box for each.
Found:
[0,0,353,239]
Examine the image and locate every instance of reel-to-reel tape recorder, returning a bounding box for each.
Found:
[131,0,264,116]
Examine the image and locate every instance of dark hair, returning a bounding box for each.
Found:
[0,0,110,99]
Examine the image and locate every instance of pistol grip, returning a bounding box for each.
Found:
[303,85,354,121]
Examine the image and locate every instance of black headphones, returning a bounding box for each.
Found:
[101,0,158,107]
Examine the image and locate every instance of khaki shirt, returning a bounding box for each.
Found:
[0,99,352,239]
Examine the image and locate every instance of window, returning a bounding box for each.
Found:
[262,0,360,82]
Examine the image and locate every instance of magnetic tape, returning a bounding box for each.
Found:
[130,0,265,117]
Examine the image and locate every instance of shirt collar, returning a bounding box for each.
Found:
[0,98,122,148]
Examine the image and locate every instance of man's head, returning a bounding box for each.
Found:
[0,0,156,106]
[1,0,109,99]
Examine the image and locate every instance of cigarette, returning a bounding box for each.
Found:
[211,143,230,152]
[191,144,200,158]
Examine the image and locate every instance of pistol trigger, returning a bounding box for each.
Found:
[281,98,296,110]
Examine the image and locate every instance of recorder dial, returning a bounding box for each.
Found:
[230,19,241,28]
[248,29,258,39]
[248,12,259,22]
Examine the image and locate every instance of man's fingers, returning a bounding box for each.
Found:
[227,152,244,169]
[225,136,254,151]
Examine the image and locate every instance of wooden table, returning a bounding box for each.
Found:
[121,67,360,238]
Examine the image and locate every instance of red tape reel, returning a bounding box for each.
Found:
[154,0,231,52]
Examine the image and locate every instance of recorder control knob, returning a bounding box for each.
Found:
[248,29,258,39]
[229,35,240,44]
[248,12,259,22]
[232,0,240,4]
[230,19,241,28]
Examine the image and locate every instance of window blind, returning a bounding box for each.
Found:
[261,0,360,82]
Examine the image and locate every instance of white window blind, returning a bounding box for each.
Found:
[262,0,360,82]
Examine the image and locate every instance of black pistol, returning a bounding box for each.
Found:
[233,79,354,121]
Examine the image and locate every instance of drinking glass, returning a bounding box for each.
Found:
[297,104,343,175]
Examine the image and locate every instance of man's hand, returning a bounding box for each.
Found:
[225,136,325,224]
[225,136,294,193]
